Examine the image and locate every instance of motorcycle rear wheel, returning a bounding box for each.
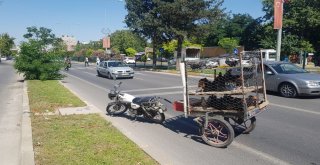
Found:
[106,102,127,115]
[149,111,165,124]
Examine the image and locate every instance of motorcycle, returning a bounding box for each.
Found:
[106,82,169,124]
[64,61,71,71]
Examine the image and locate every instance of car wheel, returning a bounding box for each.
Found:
[107,72,112,79]
[97,71,101,77]
[279,83,298,98]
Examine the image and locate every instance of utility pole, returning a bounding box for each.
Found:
[274,0,284,61]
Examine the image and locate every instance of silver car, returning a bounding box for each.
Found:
[97,61,134,79]
[264,61,320,97]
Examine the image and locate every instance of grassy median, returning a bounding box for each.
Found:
[28,80,158,165]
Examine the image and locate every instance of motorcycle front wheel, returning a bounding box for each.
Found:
[149,111,165,124]
[106,102,127,115]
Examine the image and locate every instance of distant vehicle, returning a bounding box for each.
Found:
[97,61,134,79]
[1,56,6,61]
[261,49,277,61]
[168,58,176,65]
[205,60,219,68]
[123,57,136,64]
[264,61,320,97]
[157,57,167,62]
[147,57,151,61]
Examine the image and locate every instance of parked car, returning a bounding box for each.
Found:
[205,59,219,68]
[123,57,136,64]
[97,60,134,79]
[168,58,176,65]
[157,57,167,62]
[264,61,320,97]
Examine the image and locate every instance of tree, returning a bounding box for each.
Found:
[141,55,147,66]
[0,33,15,57]
[218,38,239,54]
[262,0,320,52]
[110,30,146,53]
[162,39,202,59]
[125,47,137,57]
[156,0,224,61]
[14,27,65,80]
[125,0,165,67]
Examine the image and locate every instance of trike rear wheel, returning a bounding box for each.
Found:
[201,116,234,148]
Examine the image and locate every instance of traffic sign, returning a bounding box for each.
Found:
[233,48,238,55]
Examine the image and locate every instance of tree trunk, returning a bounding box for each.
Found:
[152,40,157,68]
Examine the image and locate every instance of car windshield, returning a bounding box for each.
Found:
[108,62,126,67]
[270,63,307,74]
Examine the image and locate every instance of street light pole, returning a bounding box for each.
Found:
[275,0,284,61]
[276,28,282,61]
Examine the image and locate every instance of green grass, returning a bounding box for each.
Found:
[28,80,158,165]
[32,115,157,165]
[28,80,86,113]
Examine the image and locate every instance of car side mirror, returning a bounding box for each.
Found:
[266,71,273,75]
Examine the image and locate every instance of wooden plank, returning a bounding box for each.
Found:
[189,86,262,95]
[189,106,240,113]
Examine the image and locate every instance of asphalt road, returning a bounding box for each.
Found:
[0,60,24,165]
[61,62,320,165]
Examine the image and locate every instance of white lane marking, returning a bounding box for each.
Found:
[134,72,144,75]
[134,91,183,97]
[63,72,107,91]
[63,72,183,96]
[270,103,320,115]
[134,77,144,80]
[232,142,292,165]
[123,86,183,92]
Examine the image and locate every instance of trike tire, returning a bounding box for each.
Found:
[200,116,234,148]
[242,117,256,134]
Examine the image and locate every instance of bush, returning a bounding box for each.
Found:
[14,27,65,80]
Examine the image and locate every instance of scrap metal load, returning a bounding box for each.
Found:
[180,51,268,118]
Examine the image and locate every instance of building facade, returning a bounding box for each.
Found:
[61,35,77,51]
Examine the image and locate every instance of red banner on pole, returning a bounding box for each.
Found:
[274,0,283,29]
[103,37,110,48]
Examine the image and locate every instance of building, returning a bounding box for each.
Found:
[61,35,77,51]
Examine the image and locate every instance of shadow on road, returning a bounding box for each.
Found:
[163,115,251,147]
[106,112,165,125]
[163,115,206,145]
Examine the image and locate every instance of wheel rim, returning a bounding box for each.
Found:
[152,111,162,121]
[280,84,296,97]
[203,120,230,144]
[110,104,125,113]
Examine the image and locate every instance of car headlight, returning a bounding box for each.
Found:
[306,81,320,87]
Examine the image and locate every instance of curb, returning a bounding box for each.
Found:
[21,80,35,165]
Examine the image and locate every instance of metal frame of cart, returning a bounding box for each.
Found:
[176,50,269,148]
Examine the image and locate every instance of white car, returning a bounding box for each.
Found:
[123,57,135,64]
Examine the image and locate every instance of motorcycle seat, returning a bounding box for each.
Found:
[132,96,157,105]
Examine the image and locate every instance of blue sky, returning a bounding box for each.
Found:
[0,0,263,44]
